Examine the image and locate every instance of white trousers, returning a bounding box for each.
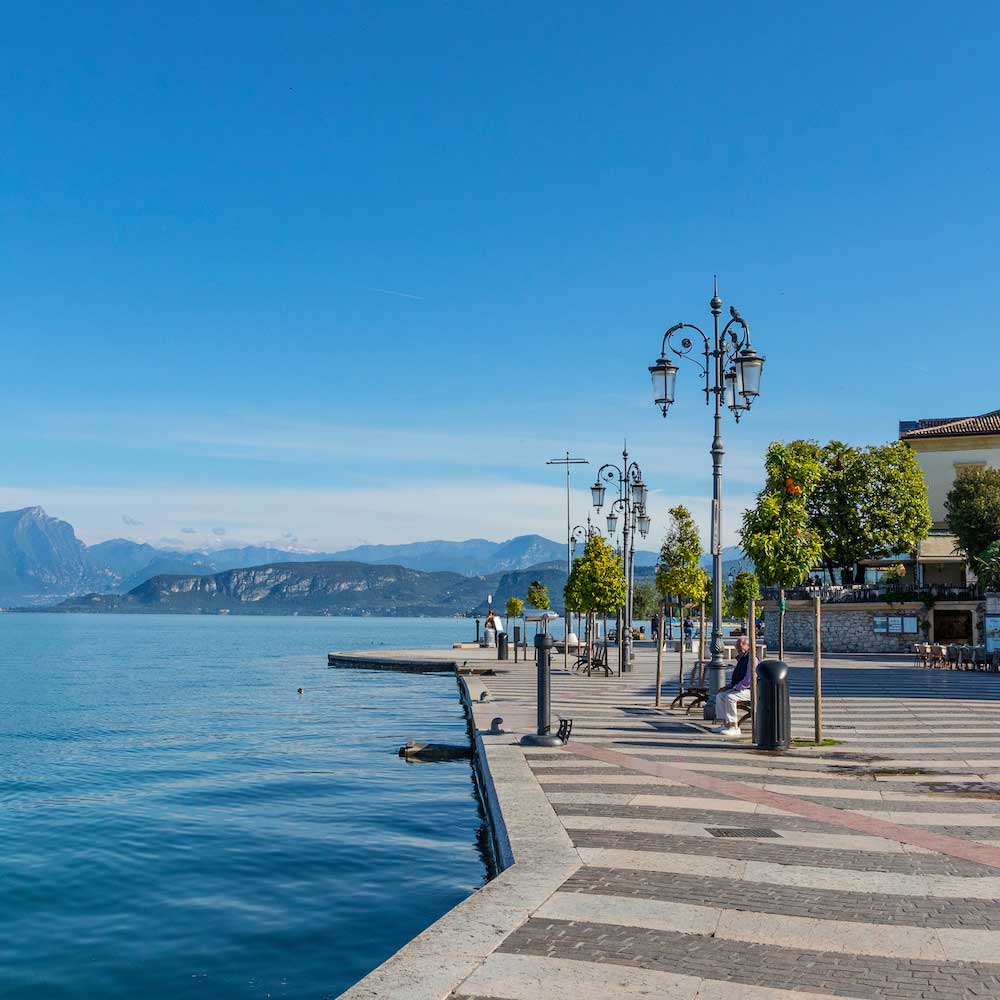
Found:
[716,688,750,726]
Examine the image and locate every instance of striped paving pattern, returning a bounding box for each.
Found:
[452,649,1000,999]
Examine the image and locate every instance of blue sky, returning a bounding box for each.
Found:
[2,2,997,551]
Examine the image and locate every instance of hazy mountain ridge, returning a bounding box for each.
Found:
[53,561,499,617]
[0,505,747,607]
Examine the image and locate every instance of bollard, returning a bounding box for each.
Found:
[754,659,791,751]
[513,625,521,663]
[475,618,481,644]
[520,633,564,746]
[497,632,509,661]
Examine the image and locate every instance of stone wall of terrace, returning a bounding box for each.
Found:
[762,600,925,653]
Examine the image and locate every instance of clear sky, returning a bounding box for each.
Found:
[3,2,997,552]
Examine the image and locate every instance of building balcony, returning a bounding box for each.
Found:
[761,583,982,605]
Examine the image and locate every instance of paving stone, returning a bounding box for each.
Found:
[566,828,1000,876]
[563,867,1000,929]
[497,918,1000,999]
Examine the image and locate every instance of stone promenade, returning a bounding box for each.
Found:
[338,645,1000,1000]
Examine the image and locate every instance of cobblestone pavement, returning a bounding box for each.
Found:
[339,646,1000,999]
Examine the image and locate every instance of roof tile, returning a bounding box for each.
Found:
[900,409,1000,439]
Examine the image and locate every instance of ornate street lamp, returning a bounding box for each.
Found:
[593,444,647,671]
[649,277,765,719]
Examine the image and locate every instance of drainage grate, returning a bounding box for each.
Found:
[705,827,781,839]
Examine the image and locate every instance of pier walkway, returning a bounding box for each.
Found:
[337,645,1000,1000]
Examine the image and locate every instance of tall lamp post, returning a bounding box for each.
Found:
[648,278,764,719]
[547,452,589,672]
[591,444,650,668]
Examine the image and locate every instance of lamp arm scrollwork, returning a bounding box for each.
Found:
[660,322,711,401]
[719,313,752,365]
[595,462,623,486]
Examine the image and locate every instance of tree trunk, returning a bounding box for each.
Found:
[699,601,706,667]
[779,585,786,660]
[655,600,665,707]
[678,617,685,694]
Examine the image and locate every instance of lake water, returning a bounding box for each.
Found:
[0,614,487,999]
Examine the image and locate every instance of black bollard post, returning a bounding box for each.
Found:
[520,632,563,747]
[475,618,481,644]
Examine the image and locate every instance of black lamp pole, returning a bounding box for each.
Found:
[648,278,765,719]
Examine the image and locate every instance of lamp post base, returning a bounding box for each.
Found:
[520,733,566,747]
[702,662,728,720]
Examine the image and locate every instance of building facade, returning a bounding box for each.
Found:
[899,409,1000,643]
[763,409,999,652]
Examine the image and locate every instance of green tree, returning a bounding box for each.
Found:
[945,467,1000,570]
[808,440,931,582]
[526,580,550,610]
[504,595,524,632]
[976,540,1000,593]
[632,581,658,620]
[730,570,761,625]
[564,535,627,615]
[564,536,627,663]
[655,505,705,604]
[740,441,824,658]
[655,506,707,695]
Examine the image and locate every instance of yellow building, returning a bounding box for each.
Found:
[899,409,1000,642]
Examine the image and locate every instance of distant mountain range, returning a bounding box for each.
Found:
[0,506,668,607]
[0,506,752,613]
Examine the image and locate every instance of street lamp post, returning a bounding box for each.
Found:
[547,452,589,673]
[591,444,650,670]
[648,277,764,719]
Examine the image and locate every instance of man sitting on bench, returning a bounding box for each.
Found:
[712,637,751,738]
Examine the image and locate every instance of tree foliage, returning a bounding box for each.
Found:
[743,439,932,585]
[526,580,550,610]
[730,570,761,622]
[740,441,824,587]
[976,540,1000,593]
[808,440,931,577]
[655,506,706,602]
[945,467,1000,568]
[564,535,627,614]
[505,596,524,619]
[632,581,658,620]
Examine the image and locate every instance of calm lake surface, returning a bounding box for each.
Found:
[0,614,487,1000]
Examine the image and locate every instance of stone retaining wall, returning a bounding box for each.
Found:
[762,601,924,654]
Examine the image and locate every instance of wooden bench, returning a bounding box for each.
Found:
[670,660,709,712]
[574,643,612,677]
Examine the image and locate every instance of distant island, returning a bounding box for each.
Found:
[43,561,572,617]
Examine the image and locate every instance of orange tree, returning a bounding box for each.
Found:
[740,441,823,658]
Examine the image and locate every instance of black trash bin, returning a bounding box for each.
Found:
[755,659,791,751]
[497,633,509,661]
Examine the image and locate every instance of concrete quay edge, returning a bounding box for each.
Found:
[336,651,579,1000]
